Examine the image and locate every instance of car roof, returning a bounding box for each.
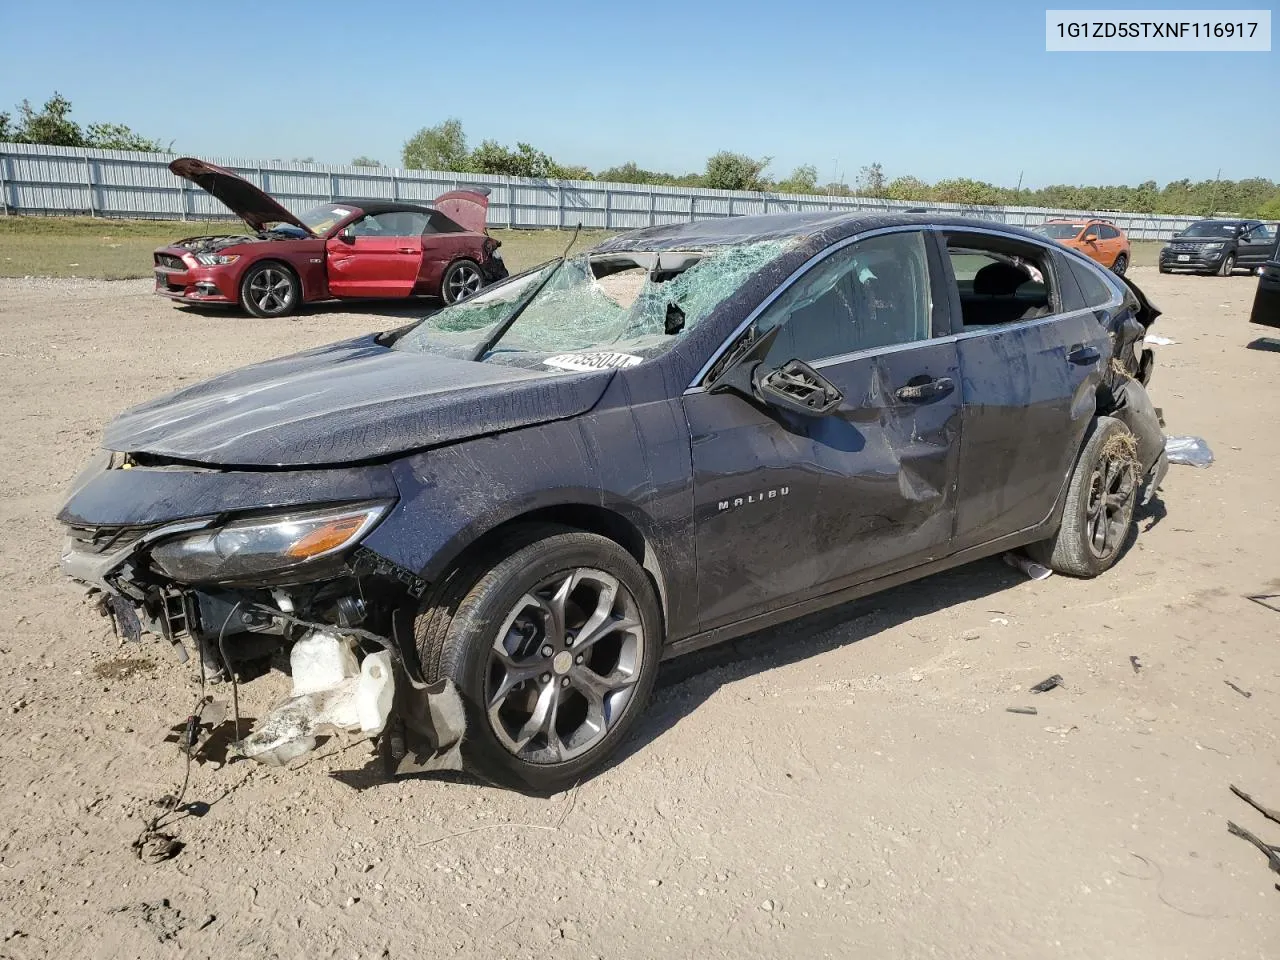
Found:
[342,200,436,217]
[591,211,1051,253]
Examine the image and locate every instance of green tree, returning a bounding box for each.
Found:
[85,122,163,151]
[776,164,818,194]
[351,155,383,167]
[402,118,470,171]
[0,112,12,141]
[884,175,930,201]
[855,162,885,195]
[13,92,83,146]
[704,151,771,191]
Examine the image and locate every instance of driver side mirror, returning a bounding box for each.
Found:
[755,360,843,416]
[1083,232,1099,243]
[706,324,843,417]
[338,226,356,243]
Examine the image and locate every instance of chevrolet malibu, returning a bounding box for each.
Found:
[59,212,1168,790]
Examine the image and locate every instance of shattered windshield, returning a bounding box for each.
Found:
[1034,223,1084,240]
[394,240,790,371]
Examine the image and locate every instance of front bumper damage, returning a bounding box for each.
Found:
[59,485,466,774]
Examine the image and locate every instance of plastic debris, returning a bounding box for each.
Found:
[1143,334,1178,345]
[1003,552,1053,581]
[1164,436,1214,467]
[1030,674,1064,694]
[1005,706,1038,716]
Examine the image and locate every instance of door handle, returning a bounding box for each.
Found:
[398,247,417,254]
[1067,345,1101,365]
[894,376,955,403]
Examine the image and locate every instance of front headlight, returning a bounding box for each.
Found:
[149,502,390,584]
[1202,243,1224,251]
[194,253,240,266]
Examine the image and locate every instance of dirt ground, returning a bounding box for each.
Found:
[0,270,1277,960]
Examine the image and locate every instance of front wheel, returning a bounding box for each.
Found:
[408,526,662,790]
[1218,253,1236,277]
[441,259,484,305]
[1111,253,1128,276]
[1028,417,1139,578]
[240,262,299,318]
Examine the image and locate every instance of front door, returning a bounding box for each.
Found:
[944,238,1112,549]
[1239,223,1277,267]
[325,211,426,298]
[685,230,963,632]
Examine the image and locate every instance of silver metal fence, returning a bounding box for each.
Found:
[0,142,1221,241]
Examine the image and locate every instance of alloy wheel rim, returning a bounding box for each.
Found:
[486,568,644,764]
[448,265,482,301]
[249,268,293,313]
[1085,453,1135,559]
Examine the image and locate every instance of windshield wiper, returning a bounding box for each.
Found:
[472,225,583,361]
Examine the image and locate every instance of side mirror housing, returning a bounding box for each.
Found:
[755,360,844,417]
[1083,232,1099,243]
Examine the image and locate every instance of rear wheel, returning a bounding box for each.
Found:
[408,526,662,790]
[1111,253,1128,276]
[1028,417,1139,578]
[1218,253,1236,277]
[441,259,483,304]
[240,262,299,318]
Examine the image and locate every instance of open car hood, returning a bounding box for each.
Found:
[434,188,491,234]
[101,336,612,468]
[169,157,315,235]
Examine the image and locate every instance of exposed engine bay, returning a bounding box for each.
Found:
[169,231,302,254]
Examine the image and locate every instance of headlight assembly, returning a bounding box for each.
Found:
[149,502,390,584]
[194,253,240,266]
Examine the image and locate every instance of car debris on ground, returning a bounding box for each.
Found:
[1165,436,1215,467]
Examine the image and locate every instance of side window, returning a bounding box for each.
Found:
[945,239,1053,328]
[348,211,433,237]
[1099,224,1120,240]
[756,231,932,367]
[1066,256,1116,308]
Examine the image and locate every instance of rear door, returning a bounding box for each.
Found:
[944,234,1112,550]
[325,211,427,298]
[684,229,963,631]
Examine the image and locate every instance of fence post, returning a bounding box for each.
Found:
[390,170,399,201]
[0,151,8,215]
[727,195,733,218]
[85,156,96,217]
[604,187,611,230]
[180,177,189,220]
[329,172,338,203]
[558,183,565,229]
[689,195,696,222]
[649,191,656,226]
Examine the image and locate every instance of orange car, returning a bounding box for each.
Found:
[1033,218,1131,275]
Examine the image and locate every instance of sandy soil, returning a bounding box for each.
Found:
[0,271,1277,960]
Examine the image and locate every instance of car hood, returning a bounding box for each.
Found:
[169,157,315,236]
[102,336,613,468]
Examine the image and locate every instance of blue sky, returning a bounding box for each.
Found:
[1,0,1274,187]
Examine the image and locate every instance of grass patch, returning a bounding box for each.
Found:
[0,216,614,279]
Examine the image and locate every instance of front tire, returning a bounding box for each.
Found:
[1111,253,1128,276]
[441,259,484,305]
[240,262,299,318]
[1218,253,1236,277]
[1028,417,1139,578]
[408,526,662,790]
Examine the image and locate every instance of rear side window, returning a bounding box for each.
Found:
[1066,256,1116,308]
[1099,224,1120,240]
[943,236,1055,329]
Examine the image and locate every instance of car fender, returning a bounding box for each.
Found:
[360,403,700,640]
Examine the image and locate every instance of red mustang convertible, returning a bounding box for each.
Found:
[154,158,508,317]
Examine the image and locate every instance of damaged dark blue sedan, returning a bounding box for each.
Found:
[58,212,1168,789]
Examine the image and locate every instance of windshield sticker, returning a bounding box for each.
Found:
[544,352,643,372]
[331,208,351,217]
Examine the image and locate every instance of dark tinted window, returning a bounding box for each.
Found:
[945,240,1054,329]
[1098,224,1120,239]
[758,231,932,365]
[1067,256,1115,308]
